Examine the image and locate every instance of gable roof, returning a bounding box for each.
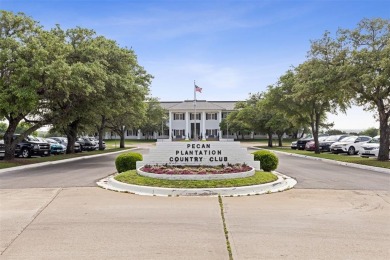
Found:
[159,100,237,111]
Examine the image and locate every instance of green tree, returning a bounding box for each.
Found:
[0,122,7,135]
[219,109,252,140]
[106,68,151,148]
[337,18,389,161]
[359,127,379,137]
[293,33,351,153]
[273,71,311,139]
[90,36,151,150]
[15,122,38,136]
[140,98,167,140]
[264,87,291,142]
[231,93,276,146]
[0,11,70,160]
[326,129,346,135]
[47,26,109,153]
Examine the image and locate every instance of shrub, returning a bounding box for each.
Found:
[115,152,143,173]
[253,150,279,172]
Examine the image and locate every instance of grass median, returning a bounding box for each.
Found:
[114,170,278,188]
[0,148,131,169]
[256,146,390,169]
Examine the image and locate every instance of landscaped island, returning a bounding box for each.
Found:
[103,142,296,196]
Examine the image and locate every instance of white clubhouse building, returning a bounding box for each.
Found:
[161,100,236,140]
[106,99,281,140]
[107,100,238,140]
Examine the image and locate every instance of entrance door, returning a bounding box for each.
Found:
[191,123,200,140]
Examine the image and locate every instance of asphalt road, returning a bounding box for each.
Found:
[261,150,389,191]
[0,148,149,189]
[1,146,389,190]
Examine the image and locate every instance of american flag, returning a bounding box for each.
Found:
[195,85,202,93]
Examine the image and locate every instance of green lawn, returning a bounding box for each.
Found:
[0,148,130,169]
[104,139,156,148]
[114,170,278,188]
[256,146,390,169]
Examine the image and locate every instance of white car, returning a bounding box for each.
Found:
[330,136,372,155]
[359,136,379,158]
[360,136,390,159]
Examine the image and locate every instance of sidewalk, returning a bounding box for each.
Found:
[1,187,389,259]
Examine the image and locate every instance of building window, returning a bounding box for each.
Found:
[174,113,184,120]
[174,129,185,136]
[126,129,137,136]
[206,129,218,136]
[206,113,217,120]
[190,113,201,120]
[222,112,229,119]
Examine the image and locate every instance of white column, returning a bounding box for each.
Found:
[251,131,254,139]
[185,111,189,140]
[202,111,206,141]
[218,111,222,140]
[137,129,141,140]
[169,111,172,140]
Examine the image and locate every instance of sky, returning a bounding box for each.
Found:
[1,0,388,131]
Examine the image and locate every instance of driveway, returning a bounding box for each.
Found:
[0,143,389,259]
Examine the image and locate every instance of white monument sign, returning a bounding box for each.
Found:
[136,141,260,170]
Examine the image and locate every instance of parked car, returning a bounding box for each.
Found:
[89,137,106,150]
[330,136,372,155]
[304,136,329,151]
[297,136,313,150]
[318,135,349,152]
[51,137,82,153]
[0,140,5,159]
[290,141,297,150]
[359,136,390,159]
[14,135,51,158]
[45,138,66,155]
[77,137,97,151]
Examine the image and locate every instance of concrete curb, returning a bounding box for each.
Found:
[0,148,138,174]
[251,147,390,174]
[96,171,297,197]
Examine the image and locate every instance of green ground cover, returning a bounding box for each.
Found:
[114,170,278,188]
[256,146,390,169]
[104,139,156,148]
[0,148,130,169]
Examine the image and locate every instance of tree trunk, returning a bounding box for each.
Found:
[3,115,41,160]
[277,133,283,147]
[313,113,321,154]
[97,116,106,150]
[3,117,19,160]
[65,121,79,154]
[119,132,125,148]
[267,131,273,147]
[377,104,389,161]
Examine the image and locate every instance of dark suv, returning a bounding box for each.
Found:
[319,135,349,152]
[297,137,313,150]
[14,135,51,158]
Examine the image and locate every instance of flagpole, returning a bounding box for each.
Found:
[194,80,197,141]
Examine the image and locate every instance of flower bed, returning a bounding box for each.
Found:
[137,164,255,180]
[142,164,252,175]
